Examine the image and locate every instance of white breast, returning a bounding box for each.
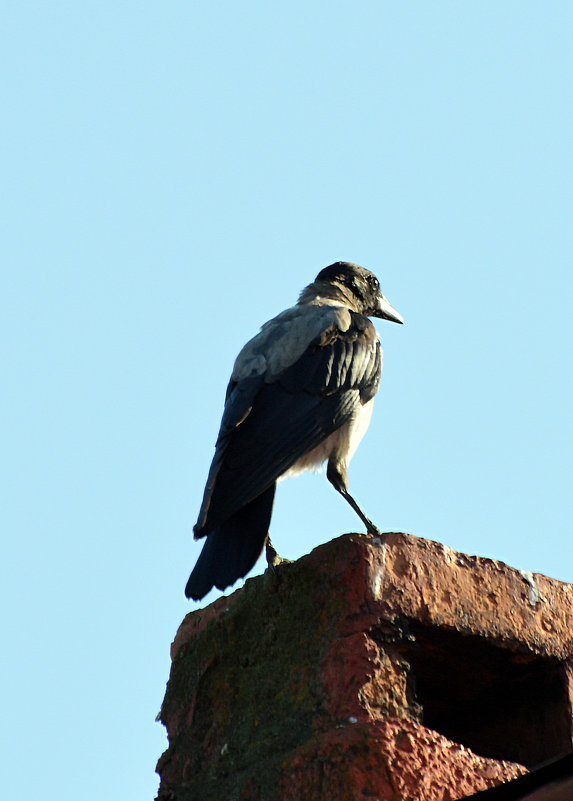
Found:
[280,397,375,481]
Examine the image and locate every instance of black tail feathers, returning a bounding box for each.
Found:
[185,483,276,601]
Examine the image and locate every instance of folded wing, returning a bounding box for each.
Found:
[194,310,381,538]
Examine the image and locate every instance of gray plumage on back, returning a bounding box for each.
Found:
[185,261,403,601]
[232,304,352,382]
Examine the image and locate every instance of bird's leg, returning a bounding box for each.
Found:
[327,461,382,536]
[265,533,292,574]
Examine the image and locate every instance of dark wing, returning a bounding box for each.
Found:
[194,312,381,537]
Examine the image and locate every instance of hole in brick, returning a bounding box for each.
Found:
[397,622,572,768]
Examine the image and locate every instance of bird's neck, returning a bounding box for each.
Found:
[298,280,359,312]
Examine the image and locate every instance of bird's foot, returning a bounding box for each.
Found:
[365,520,382,537]
[265,535,292,575]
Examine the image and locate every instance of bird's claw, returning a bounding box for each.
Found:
[365,522,382,537]
[265,536,292,572]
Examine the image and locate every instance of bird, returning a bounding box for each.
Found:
[185,261,404,601]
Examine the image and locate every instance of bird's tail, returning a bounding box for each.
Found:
[185,483,277,601]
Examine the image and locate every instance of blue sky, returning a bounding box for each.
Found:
[2,3,572,799]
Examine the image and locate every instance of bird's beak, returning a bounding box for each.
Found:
[375,294,404,324]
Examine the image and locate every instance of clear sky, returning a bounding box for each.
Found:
[2,2,572,799]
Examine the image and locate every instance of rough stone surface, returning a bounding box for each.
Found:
[156,532,573,801]
[279,720,523,801]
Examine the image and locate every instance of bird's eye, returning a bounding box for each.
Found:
[368,276,380,292]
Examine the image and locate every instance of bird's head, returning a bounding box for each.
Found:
[310,261,404,324]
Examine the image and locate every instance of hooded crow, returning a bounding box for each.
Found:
[185,262,404,600]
